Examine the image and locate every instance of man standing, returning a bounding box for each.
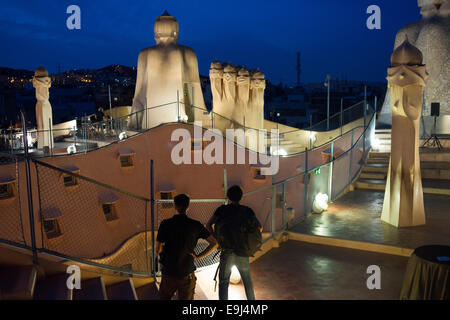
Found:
[156,194,217,300]
[206,186,262,300]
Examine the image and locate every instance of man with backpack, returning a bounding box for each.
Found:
[206,186,262,300]
[156,194,217,300]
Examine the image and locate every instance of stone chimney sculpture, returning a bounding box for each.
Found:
[210,62,266,130]
[130,10,207,130]
[379,0,449,125]
[32,66,53,150]
[381,38,429,227]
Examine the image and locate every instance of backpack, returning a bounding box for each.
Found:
[213,205,262,257]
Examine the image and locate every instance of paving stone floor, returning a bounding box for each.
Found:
[290,190,450,249]
[195,241,409,300]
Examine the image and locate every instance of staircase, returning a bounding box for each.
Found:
[0,264,159,300]
[355,129,450,195]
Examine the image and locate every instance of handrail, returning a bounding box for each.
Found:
[0,111,375,279]
[1,97,371,157]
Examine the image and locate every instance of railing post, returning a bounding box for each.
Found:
[348,128,354,184]
[340,98,343,137]
[20,110,38,265]
[177,90,180,122]
[282,182,286,230]
[49,118,53,156]
[135,112,138,131]
[150,160,156,276]
[223,167,228,204]
[363,87,367,157]
[328,141,334,201]
[271,179,276,236]
[303,147,309,217]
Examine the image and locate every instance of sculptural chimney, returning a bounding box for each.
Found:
[33,66,53,150]
[381,38,428,227]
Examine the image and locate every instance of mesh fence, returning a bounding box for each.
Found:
[33,160,153,275]
[0,109,376,277]
[0,153,27,246]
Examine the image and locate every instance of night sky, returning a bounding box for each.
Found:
[0,0,420,84]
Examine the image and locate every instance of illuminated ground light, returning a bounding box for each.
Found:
[309,132,317,147]
[312,193,329,213]
[271,148,287,156]
[67,145,77,154]
[371,135,381,151]
[119,132,128,140]
[230,265,241,284]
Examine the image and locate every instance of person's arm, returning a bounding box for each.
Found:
[156,241,163,255]
[193,235,217,260]
[206,212,218,234]
[156,221,166,256]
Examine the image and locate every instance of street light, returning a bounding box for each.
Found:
[324,74,331,131]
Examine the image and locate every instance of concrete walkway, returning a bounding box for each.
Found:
[290,190,450,250]
[195,241,408,300]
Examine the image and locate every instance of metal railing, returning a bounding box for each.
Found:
[0,94,372,158]
[0,105,375,278]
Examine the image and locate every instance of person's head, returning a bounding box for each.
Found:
[227,185,243,203]
[174,194,190,213]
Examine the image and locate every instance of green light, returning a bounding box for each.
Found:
[315,168,321,176]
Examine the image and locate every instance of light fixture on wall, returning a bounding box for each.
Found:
[313,193,329,213]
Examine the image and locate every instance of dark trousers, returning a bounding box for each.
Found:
[159,273,197,300]
[219,252,255,300]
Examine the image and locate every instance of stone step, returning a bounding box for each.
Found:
[374,134,391,140]
[0,265,37,300]
[135,282,160,300]
[34,273,73,300]
[420,150,450,163]
[360,172,386,180]
[369,152,390,159]
[105,279,138,300]
[362,163,388,173]
[375,129,392,134]
[355,178,450,195]
[73,277,107,300]
[362,162,450,180]
[367,157,389,164]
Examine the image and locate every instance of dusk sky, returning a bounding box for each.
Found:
[0,0,420,84]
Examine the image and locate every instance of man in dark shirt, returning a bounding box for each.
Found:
[156,194,217,300]
[206,186,262,300]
